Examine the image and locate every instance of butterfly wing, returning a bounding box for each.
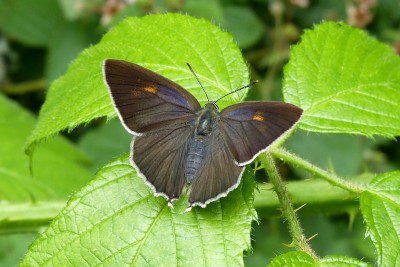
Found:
[219,101,303,165]
[103,59,200,202]
[188,131,244,208]
[133,125,194,202]
[103,59,201,134]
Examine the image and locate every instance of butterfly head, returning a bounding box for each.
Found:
[205,101,219,111]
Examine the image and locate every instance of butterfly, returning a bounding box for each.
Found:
[103,59,303,209]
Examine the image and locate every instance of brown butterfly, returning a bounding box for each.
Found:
[103,59,303,209]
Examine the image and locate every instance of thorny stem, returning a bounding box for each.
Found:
[260,152,319,260]
[271,147,366,194]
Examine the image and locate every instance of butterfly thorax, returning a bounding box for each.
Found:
[194,102,219,135]
[185,102,220,183]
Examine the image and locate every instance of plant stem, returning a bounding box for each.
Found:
[271,147,366,194]
[0,201,65,234]
[2,79,46,95]
[253,177,367,215]
[260,152,319,260]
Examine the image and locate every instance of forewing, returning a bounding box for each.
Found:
[188,132,243,208]
[132,125,194,201]
[220,101,303,165]
[103,59,201,134]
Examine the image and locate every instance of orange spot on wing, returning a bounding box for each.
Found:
[144,86,157,94]
[253,112,265,122]
[132,90,141,97]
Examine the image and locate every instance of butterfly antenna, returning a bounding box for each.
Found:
[214,80,258,103]
[186,63,210,102]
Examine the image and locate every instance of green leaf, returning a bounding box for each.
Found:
[254,175,373,215]
[0,0,97,82]
[360,171,400,266]
[220,6,264,49]
[0,94,92,202]
[183,2,263,49]
[0,201,65,234]
[285,130,364,177]
[321,255,370,266]
[26,13,249,153]
[45,21,96,83]
[183,0,224,22]
[268,252,370,267]
[0,0,65,46]
[0,95,92,233]
[20,155,256,266]
[108,4,144,28]
[268,251,316,266]
[78,119,131,171]
[0,233,37,267]
[284,21,400,138]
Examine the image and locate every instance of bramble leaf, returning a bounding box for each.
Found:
[284,22,400,138]
[20,156,256,266]
[360,171,400,266]
[0,94,91,202]
[268,251,370,266]
[26,14,249,153]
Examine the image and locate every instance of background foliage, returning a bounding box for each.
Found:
[1,0,399,266]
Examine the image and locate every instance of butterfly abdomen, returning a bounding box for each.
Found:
[185,137,208,183]
[185,103,220,183]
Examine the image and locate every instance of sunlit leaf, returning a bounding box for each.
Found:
[284,21,400,138]
[26,14,249,153]
[20,156,256,266]
[360,171,400,266]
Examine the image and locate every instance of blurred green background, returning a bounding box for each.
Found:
[1,0,399,266]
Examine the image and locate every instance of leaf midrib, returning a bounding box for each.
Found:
[305,82,399,113]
